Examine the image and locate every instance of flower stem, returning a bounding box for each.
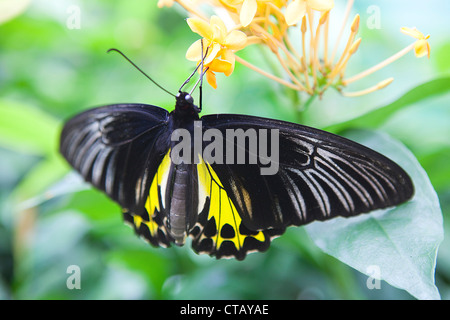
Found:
[343,42,415,85]
[235,55,301,91]
[177,0,208,20]
[329,0,354,66]
[342,77,394,97]
[323,15,330,66]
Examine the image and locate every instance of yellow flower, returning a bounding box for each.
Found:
[285,0,334,26]
[161,0,430,97]
[241,0,274,27]
[220,0,272,27]
[240,0,258,27]
[186,16,247,88]
[401,27,430,58]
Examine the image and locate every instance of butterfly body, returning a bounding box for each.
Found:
[165,162,197,245]
[163,93,201,245]
[60,91,414,260]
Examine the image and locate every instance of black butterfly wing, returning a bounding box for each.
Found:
[200,114,414,234]
[60,103,174,246]
[60,103,414,261]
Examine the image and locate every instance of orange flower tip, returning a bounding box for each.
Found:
[301,15,307,33]
[319,10,330,25]
[157,0,174,8]
[349,38,362,54]
[351,14,360,32]
[377,77,394,90]
[342,78,394,97]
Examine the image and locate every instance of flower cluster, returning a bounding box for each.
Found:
[186,16,247,89]
[158,0,430,97]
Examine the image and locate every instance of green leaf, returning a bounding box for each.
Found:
[107,248,173,298]
[13,155,69,201]
[418,147,450,191]
[325,77,450,133]
[0,100,60,156]
[305,130,443,300]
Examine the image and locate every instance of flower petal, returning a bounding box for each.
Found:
[224,30,247,50]
[221,50,236,76]
[185,39,203,61]
[210,16,228,43]
[240,0,257,27]
[219,0,242,14]
[414,39,430,58]
[222,49,236,64]
[307,0,334,11]
[187,18,213,39]
[206,70,218,89]
[204,43,222,65]
[211,15,228,33]
[285,0,307,26]
[212,24,226,44]
[209,59,233,74]
[401,27,424,40]
[220,0,243,6]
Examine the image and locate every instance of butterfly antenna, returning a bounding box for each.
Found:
[198,65,205,112]
[179,64,201,93]
[185,40,208,111]
[179,40,209,94]
[107,48,176,97]
[198,39,206,111]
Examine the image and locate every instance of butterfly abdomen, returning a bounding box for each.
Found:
[166,164,194,245]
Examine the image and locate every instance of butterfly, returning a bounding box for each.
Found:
[60,49,414,260]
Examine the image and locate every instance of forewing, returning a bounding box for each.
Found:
[201,114,414,231]
[60,104,172,246]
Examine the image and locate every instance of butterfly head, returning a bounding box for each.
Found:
[174,91,200,118]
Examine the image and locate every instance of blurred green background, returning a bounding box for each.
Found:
[0,0,449,299]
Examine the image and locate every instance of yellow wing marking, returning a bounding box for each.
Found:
[130,149,171,238]
[145,150,171,218]
[197,156,265,252]
[132,214,159,236]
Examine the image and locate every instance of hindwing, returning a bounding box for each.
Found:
[123,150,173,247]
[190,156,284,260]
[124,150,282,260]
